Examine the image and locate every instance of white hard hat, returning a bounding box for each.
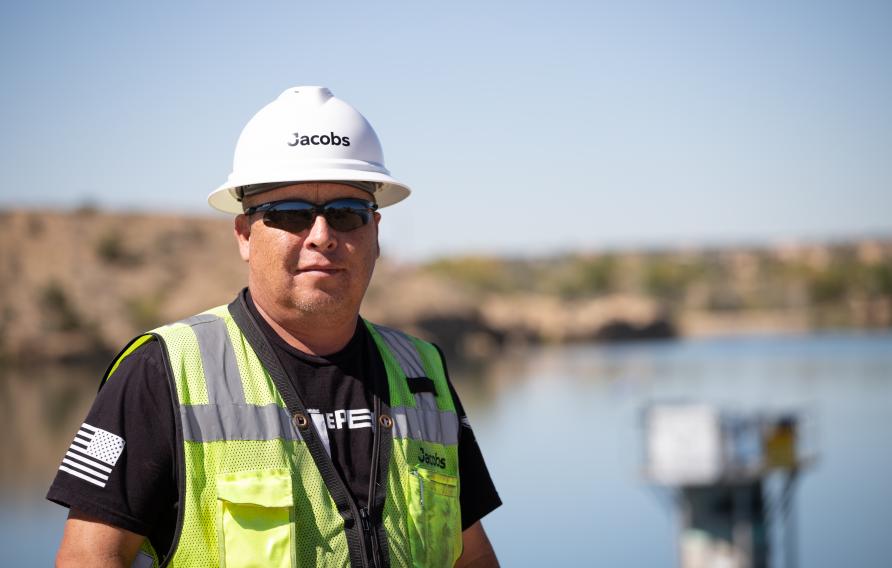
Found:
[209,86,411,214]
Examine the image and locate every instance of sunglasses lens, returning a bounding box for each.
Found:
[259,199,373,233]
[324,205,369,232]
[263,209,315,233]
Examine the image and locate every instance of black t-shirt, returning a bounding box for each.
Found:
[47,295,501,562]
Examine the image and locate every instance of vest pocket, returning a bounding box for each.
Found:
[407,466,462,567]
[216,469,295,568]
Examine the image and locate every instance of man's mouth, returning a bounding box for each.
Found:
[296,265,343,275]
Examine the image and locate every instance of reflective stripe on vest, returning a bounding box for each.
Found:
[169,315,459,448]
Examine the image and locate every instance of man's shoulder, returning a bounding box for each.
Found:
[101,335,169,391]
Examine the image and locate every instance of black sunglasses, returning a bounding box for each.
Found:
[245,198,378,233]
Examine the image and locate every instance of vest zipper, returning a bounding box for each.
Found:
[359,506,379,568]
[409,469,424,510]
[363,393,384,567]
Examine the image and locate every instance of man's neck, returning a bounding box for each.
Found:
[250,294,358,357]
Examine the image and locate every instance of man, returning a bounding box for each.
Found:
[48,86,501,567]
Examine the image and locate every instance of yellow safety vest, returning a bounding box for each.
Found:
[105,294,462,567]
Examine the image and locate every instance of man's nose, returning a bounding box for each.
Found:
[305,214,337,250]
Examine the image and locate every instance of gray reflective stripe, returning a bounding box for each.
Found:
[415,391,439,413]
[180,403,301,443]
[374,324,427,378]
[131,550,154,568]
[182,314,246,405]
[390,405,459,446]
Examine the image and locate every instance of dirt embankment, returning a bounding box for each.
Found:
[1,209,679,364]
[0,209,245,362]
[3,208,889,364]
[362,272,674,361]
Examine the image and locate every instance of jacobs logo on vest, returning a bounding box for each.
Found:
[418,446,446,469]
[287,131,351,147]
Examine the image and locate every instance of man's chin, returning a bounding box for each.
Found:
[290,291,347,315]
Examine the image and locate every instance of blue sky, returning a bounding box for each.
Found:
[2,1,890,259]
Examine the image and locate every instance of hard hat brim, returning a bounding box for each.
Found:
[208,171,411,214]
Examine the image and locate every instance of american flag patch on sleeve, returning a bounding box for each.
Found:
[58,423,125,488]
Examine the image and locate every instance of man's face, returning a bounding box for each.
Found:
[235,182,381,322]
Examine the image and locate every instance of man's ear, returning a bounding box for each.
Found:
[234,214,251,262]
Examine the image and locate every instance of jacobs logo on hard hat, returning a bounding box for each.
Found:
[208,86,411,214]
[287,132,351,147]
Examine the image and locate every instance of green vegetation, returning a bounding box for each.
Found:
[422,256,518,294]
[39,281,82,331]
[156,226,207,255]
[74,199,100,216]
[125,293,166,331]
[95,230,143,267]
[643,257,705,301]
[869,264,892,296]
[419,244,892,328]
[421,254,621,299]
[807,261,850,305]
[26,214,45,237]
[547,255,619,298]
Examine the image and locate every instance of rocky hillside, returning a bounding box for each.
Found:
[2,208,889,364]
[1,209,246,362]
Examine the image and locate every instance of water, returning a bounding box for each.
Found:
[2,332,890,567]
[466,332,892,568]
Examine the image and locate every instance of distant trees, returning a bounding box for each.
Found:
[418,243,892,329]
